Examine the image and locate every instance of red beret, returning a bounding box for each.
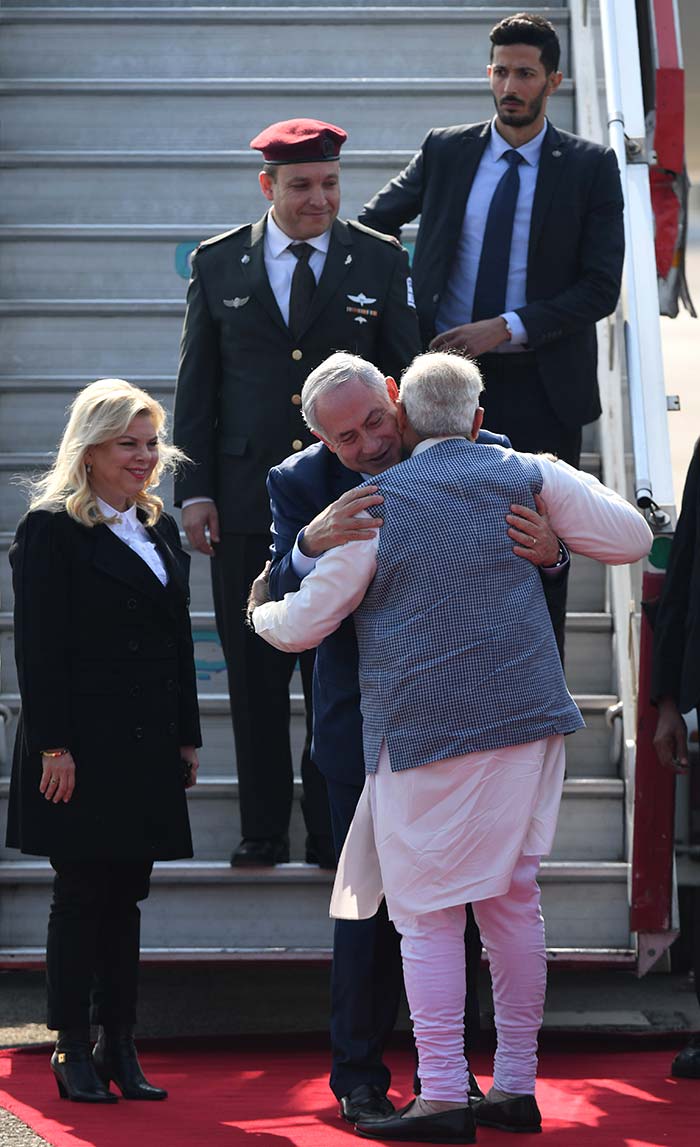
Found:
[250,118,347,165]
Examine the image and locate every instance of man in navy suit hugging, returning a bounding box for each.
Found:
[263,352,567,1125]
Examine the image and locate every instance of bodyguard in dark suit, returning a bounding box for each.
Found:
[651,439,700,1079]
[359,12,625,655]
[264,355,564,1121]
[174,118,421,868]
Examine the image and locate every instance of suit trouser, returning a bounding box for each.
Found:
[46,858,153,1031]
[394,853,546,1101]
[476,352,583,664]
[211,533,332,842]
[326,775,482,1099]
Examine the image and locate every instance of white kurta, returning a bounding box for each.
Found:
[330,735,565,921]
[253,446,652,921]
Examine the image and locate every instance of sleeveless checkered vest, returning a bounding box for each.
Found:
[353,439,584,773]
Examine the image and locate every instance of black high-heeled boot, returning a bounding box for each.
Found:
[93,1025,167,1100]
[51,1028,118,1103]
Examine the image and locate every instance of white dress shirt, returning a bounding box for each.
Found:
[264,210,330,326]
[435,118,548,349]
[97,497,169,586]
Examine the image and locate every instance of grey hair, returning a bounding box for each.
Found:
[302,352,388,436]
[399,352,484,438]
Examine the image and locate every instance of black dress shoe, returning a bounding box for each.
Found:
[340,1083,395,1123]
[356,1100,475,1143]
[230,836,289,867]
[93,1026,167,1100]
[474,1092,542,1133]
[671,1035,700,1079]
[413,1070,483,1102]
[51,1030,118,1103]
[305,833,337,869]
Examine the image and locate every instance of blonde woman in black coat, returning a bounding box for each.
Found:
[6,379,201,1103]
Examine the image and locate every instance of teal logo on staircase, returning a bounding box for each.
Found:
[192,630,227,682]
[175,242,200,280]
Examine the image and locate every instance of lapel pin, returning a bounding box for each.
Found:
[223,296,249,308]
[345,254,352,265]
[241,253,250,264]
[552,149,562,157]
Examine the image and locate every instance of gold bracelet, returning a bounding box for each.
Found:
[41,748,68,758]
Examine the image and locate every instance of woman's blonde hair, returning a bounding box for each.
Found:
[28,378,187,527]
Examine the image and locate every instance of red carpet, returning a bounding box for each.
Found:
[0,1040,696,1146]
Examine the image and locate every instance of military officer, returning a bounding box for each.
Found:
[173,118,421,867]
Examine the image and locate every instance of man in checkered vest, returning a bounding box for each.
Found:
[252,351,651,1141]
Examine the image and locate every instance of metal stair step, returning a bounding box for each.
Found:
[0,945,637,970]
[0,599,614,696]
[0,7,571,80]
[0,77,575,150]
[0,151,421,227]
[0,858,631,951]
[0,222,416,300]
[2,0,568,9]
[0,774,626,863]
[0,690,624,782]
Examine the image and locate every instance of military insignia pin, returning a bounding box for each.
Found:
[223,297,250,308]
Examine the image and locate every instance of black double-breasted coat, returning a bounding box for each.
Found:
[6,507,201,861]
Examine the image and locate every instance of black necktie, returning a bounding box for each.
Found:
[288,242,316,337]
[471,149,523,322]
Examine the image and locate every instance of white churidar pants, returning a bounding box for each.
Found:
[393,852,546,1101]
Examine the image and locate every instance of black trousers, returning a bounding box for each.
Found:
[477,352,583,662]
[211,533,332,842]
[326,776,482,1100]
[46,858,153,1031]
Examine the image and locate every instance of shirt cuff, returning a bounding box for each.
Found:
[182,496,215,508]
[501,311,528,345]
[291,530,318,579]
[540,540,570,577]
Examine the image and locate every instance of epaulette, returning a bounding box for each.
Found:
[196,224,249,252]
[347,219,402,247]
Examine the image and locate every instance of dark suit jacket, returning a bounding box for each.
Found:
[359,120,625,430]
[651,441,700,713]
[173,213,422,533]
[267,432,509,785]
[6,508,201,860]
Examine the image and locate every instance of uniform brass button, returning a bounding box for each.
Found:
[291,349,303,361]
[127,598,138,611]
[291,393,302,406]
[292,439,303,451]
[128,639,139,653]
